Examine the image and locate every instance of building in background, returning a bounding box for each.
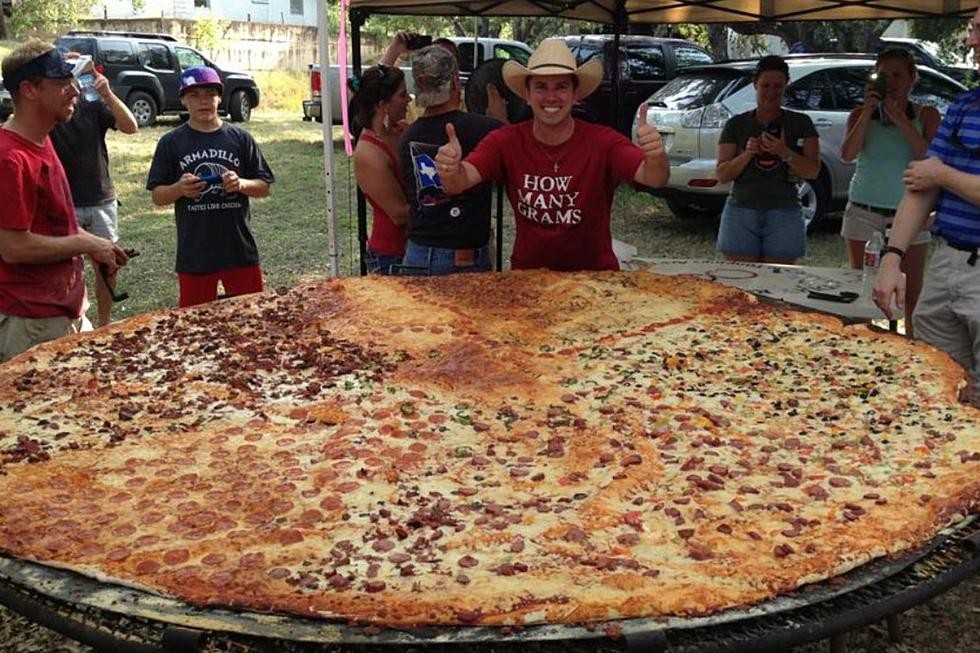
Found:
[88,0,317,28]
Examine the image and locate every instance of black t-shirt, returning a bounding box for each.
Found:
[50,99,117,206]
[719,109,818,209]
[146,123,275,274]
[397,110,502,249]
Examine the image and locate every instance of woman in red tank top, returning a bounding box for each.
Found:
[349,65,411,274]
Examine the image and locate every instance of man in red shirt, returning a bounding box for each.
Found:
[436,39,669,271]
[0,39,127,361]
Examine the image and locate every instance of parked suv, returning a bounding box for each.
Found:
[635,56,966,230]
[55,31,261,127]
[876,37,977,85]
[562,34,715,134]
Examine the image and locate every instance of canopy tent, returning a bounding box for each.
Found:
[345,0,978,23]
[317,0,977,275]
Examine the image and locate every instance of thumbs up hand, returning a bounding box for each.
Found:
[435,122,463,176]
[635,103,665,160]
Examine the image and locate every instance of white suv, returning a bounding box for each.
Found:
[634,56,966,230]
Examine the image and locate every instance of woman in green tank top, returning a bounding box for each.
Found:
[840,48,941,337]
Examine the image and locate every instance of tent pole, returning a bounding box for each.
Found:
[611,0,626,133]
[351,10,370,276]
[317,0,339,277]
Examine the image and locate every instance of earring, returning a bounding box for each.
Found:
[383,110,391,131]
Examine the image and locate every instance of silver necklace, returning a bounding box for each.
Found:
[537,140,570,174]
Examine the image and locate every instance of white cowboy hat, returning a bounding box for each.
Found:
[502,39,603,101]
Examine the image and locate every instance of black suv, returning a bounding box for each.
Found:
[562,35,715,134]
[55,31,261,127]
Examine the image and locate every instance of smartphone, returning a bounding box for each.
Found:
[198,173,223,183]
[869,72,888,98]
[807,290,859,303]
[406,34,432,50]
[764,121,782,138]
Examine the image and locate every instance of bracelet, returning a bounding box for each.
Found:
[880,245,906,261]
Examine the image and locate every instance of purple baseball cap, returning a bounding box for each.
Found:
[179,66,223,95]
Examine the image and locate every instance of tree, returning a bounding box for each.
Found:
[8,0,99,38]
[725,20,892,54]
[909,18,971,64]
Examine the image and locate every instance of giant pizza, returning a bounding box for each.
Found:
[0,270,977,626]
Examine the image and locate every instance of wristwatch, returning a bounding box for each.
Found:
[880,245,906,261]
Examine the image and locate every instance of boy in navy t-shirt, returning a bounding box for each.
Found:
[147,66,274,308]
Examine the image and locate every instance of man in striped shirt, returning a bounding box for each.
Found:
[875,3,980,384]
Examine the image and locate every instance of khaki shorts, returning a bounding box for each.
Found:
[841,202,931,245]
[0,314,84,362]
[913,240,980,381]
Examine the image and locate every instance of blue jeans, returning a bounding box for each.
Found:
[716,200,805,261]
[396,241,492,276]
[364,249,402,275]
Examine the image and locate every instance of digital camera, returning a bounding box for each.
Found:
[405,34,433,50]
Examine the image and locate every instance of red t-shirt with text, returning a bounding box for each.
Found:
[466,120,644,271]
[0,128,85,319]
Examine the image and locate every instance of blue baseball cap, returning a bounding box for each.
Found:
[4,47,75,91]
[179,66,223,96]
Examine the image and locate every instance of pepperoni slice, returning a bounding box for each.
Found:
[279,530,304,545]
[319,495,343,510]
[163,549,191,566]
[106,548,130,562]
[201,552,227,566]
[135,535,160,548]
[239,552,265,568]
[136,560,161,574]
[267,567,290,579]
[335,481,360,493]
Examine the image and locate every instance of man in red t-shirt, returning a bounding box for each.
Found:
[435,39,669,271]
[0,40,128,361]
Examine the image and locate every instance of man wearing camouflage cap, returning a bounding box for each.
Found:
[396,45,503,274]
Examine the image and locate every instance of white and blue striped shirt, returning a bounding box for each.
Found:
[927,88,980,246]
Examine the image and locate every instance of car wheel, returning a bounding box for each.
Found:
[229,90,251,122]
[797,176,828,233]
[127,91,157,127]
[665,197,721,220]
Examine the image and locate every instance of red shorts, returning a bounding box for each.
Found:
[177,266,264,308]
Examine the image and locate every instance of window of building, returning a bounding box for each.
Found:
[291,0,304,14]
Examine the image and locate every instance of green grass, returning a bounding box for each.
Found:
[104,111,848,318]
[252,70,309,113]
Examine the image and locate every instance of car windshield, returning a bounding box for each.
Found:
[649,71,746,110]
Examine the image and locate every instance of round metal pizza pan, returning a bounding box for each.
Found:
[0,515,976,651]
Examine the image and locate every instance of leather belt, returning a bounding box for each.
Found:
[944,238,980,266]
[852,201,896,218]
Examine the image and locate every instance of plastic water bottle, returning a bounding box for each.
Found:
[77,73,100,102]
[862,230,885,297]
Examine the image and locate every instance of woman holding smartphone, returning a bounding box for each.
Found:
[840,48,940,336]
[715,55,821,264]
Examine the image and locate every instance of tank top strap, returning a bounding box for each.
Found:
[359,130,397,165]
